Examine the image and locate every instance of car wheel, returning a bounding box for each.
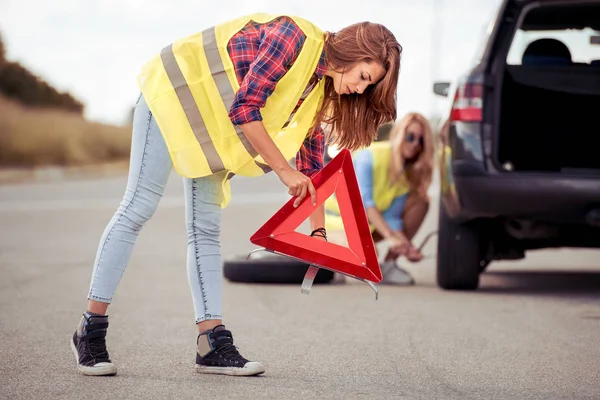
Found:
[436,201,487,290]
[223,250,335,284]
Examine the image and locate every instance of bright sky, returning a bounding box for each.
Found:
[0,0,502,125]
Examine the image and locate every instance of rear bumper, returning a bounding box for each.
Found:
[455,173,600,223]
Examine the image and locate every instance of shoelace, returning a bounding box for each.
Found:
[86,336,110,361]
[215,343,246,362]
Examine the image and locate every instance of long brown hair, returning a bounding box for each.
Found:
[313,22,402,150]
[388,112,434,200]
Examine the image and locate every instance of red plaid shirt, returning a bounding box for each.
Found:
[227,16,327,177]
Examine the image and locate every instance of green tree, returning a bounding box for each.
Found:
[0,29,84,113]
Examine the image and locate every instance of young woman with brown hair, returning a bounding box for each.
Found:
[71,13,402,377]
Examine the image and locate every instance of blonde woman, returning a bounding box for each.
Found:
[326,112,434,284]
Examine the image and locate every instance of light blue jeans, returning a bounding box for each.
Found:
[88,94,225,323]
[353,149,407,232]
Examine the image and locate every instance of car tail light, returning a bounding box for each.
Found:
[450,83,483,122]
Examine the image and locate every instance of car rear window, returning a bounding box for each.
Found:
[506,3,600,66]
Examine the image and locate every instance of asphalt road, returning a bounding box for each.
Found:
[1,171,599,400]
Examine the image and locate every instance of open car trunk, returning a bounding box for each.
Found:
[497,65,600,173]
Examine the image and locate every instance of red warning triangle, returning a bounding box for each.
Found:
[250,149,382,283]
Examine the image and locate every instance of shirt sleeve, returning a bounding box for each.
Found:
[295,125,325,177]
[228,18,306,125]
[353,149,375,209]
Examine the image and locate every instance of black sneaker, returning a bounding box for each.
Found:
[70,313,117,376]
[195,325,265,376]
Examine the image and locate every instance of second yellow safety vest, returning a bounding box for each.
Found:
[325,141,410,232]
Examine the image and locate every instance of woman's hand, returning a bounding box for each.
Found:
[277,167,317,208]
[386,234,410,259]
[386,232,423,262]
[237,121,316,208]
[405,244,423,262]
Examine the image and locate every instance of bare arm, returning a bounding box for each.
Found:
[309,204,325,231]
[366,207,401,240]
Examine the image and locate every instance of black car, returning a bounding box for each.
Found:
[433,0,600,290]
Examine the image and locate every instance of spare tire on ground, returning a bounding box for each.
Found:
[223,250,334,284]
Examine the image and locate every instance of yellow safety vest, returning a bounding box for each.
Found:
[325,141,410,232]
[137,13,326,207]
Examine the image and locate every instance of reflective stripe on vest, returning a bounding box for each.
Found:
[160,44,224,174]
[160,27,271,174]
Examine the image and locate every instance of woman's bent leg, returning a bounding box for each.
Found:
[87,95,173,304]
[402,193,430,241]
[72,94,172,377]
[184,172,226,327]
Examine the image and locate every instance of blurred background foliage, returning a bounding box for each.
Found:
[0,31,131,167]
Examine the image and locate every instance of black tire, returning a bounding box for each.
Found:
[223,252,334,284]
[436,201,486,290]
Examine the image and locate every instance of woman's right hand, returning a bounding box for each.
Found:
[235,121,316,207]
[386,233,423,262]
[277,167,317,208]
[406,245,424,262]
[386,234,410,259]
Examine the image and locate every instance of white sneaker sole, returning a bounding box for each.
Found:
[70,336,117,376]
[380,261,415,285]
[195,362,265,376]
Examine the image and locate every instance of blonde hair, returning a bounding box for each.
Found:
[387,112,434,199]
